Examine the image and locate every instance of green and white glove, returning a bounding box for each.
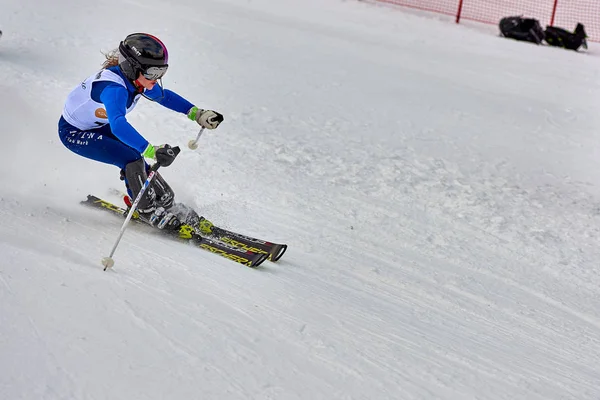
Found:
[187,106,224,129]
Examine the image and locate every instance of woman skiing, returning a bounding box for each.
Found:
[58,33,223,230]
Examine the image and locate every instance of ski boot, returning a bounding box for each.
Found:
[166,203,214,236]
[123,194,213,236]
[122,195,181,231]
[139,206,182,231]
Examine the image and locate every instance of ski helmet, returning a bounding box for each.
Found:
[118,33,169,81]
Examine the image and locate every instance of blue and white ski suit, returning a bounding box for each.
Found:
[58,66,194,169]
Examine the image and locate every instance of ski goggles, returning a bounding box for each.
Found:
[142,65,168,80]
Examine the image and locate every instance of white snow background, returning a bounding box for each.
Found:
[1,0,600,399]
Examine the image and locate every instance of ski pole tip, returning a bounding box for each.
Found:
[101,257,115,270]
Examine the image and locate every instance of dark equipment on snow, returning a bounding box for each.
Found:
[499,16,588,52]
[544,23,588,51]
[499,16,545,45]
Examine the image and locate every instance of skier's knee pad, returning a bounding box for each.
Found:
[124,158,156,213]
[152,172,175,209]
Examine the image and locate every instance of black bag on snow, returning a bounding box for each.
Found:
[499,16,545,45]
[544,23,587,51]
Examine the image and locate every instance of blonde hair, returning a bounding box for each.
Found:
[101,48,120,69]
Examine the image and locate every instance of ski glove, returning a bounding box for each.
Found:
[142,144,180,167]
[187,106,224,129]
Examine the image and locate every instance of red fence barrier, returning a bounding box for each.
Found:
[373,0,599,42]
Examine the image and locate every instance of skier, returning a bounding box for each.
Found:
[58,33,223,231]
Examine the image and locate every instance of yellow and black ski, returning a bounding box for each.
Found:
[82,195,268,268]
[211,227,287,262]
[103,189,288,263]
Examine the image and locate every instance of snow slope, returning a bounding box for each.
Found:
[1,0,600,399]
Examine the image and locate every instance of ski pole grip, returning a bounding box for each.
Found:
[151,146,181,170]
[150,163,161,172]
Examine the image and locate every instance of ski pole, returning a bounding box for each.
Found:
[101,163,161,270]
[101,145,181,270]
[187,127,205,150]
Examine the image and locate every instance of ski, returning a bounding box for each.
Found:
[106,188,288,262]
[82,195,268,268]
[211,227,287,262]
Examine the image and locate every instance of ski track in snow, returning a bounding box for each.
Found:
[1,0,600,399]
